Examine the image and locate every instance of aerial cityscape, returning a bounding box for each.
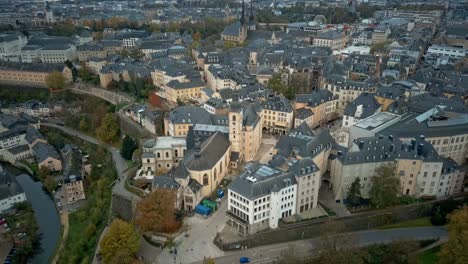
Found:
[0,0,466,263]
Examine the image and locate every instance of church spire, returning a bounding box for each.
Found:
[249,0,254,21]
[240,0,245,25]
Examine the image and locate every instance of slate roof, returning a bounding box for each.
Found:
[167,106,212,125]
[288,157,319,177]
[6,144,30,155]
[292,122,315,137]
[339,135,441,165]
[228,162,297,199]
[166,79,204,90]
[152,176,180,190]
[184,131,230,172]
[0,170,24,201]
[222,21,243,37]
[344,93,380,118]
[32,142,60,163]
[0,61,66,73]
[188,179,202,193]
[274,129,334,160]
[295,89,336,107]
[295,108,313,119]
[262,95,292,113]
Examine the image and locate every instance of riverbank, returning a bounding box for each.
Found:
[15,173,61,264]
[39,128,117,263]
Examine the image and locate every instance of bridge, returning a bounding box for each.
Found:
[68,82,134,105]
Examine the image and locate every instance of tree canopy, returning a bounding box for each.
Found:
[95,113,120,143]
[120,135,137,160]
[46,71,66,90]
[100,219,141,264]
[438,206,468,264]
[348,178,362,206]
[135,189,181,233]
[369,165,399,208]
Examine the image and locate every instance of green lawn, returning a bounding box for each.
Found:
[378,217,432,230]
[417,245,440,264]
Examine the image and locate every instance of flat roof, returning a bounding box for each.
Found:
[354,112,401,131]
[147,136,186,149]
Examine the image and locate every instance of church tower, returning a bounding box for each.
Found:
[228,93,243,166]
[248,0,256,31]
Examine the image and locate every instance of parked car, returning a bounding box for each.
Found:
[239,257,251,263]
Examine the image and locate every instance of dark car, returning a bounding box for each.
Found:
[239,257,250,263]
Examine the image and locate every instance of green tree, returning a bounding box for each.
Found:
[46,71,66,90]
[348,178,362,206]
[100,219,140,264]
[95,113,120,143]
[369,165,399,209]
[79,117,89,132]
[438,206,468,264]
[267,73,287,95]
[120,135,137,160]
[44,175,57,192]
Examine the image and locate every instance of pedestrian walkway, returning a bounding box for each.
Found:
[52,212,69,264]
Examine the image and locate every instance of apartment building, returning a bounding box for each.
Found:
[372,26,391,44]
[321,75,376,113]
[0,62,73,88]
[61,144,86,204]
[164,79,204,103]
[0,32,27,59]
[342,93,381,128]
[329,135,464,202]
[295,89,338,128]
[0,170,27,213]
[77,43,107,62]
[380,106,468,165]
[39,44,77,63]
[313,31,346,50]
[227,163,297,236]
[260,95,294,135]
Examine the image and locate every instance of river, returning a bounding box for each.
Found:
[3,164,61,264]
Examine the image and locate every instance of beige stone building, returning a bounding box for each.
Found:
[329,135,465,202]
[313,31,346,50]
[221,21,248,44]
[141,137,187,174]
[0,62,72,88]
[77,43,107,62]
[260,95,294,135]
[295,89,338,128]
[152,132,231,211]
[164,79,204,103]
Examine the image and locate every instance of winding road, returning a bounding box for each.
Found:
[196,226,447,264]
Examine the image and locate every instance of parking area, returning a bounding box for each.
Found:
[254,135,278,164]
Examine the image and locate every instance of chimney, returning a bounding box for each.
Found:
[417,143,424,156]
[411,139,416,150]
[194,137,201,158]
[358,140,364,149]
[419,134,425,140]
[388,135,393,141]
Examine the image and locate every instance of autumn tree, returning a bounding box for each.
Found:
[202,257,216,264]
[369,165,399,209]
[46,71,66,90]
[44,175,57,192]
[95,113,120,143]
[136,189,181,233]
[37,166,50,180]
[348,178,362,206]
[317,220,359,264]
[100,219,140,264]
[438,206,468,264]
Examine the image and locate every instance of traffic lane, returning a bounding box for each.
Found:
[193,227,448,264]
